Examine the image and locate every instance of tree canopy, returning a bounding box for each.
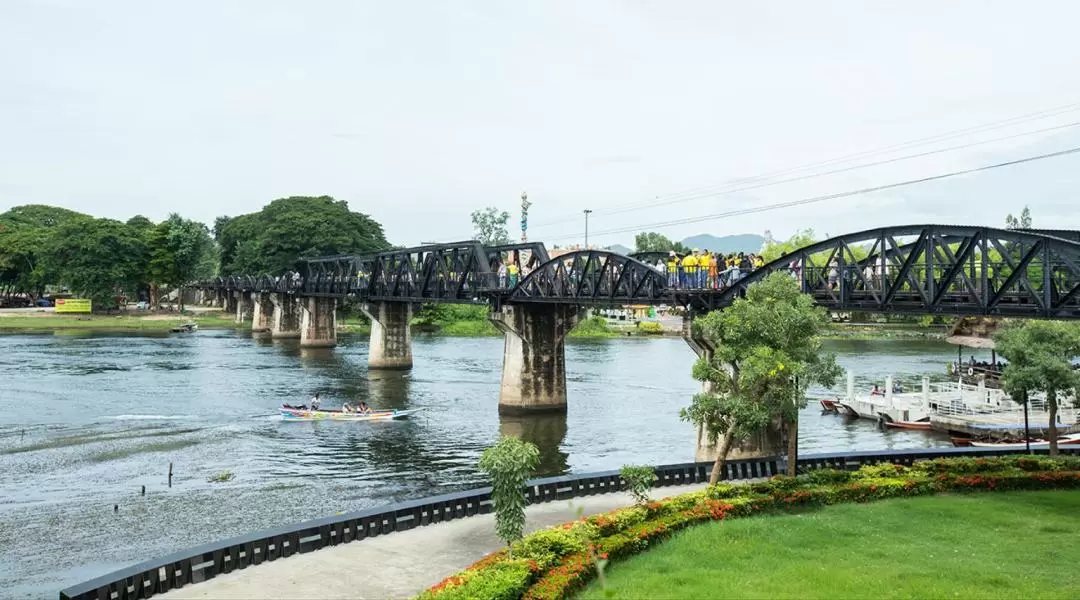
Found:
[1005,206,1033,230]
[41,217,147,307]
[215,196,389,275]
[147,214,217,308]
[683,271,841,482]
[0,205,93,298]
[634,231,689,254]
[471,206,511,246]
[994,320,1080,455]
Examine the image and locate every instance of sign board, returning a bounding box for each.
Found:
[55,298,92,313]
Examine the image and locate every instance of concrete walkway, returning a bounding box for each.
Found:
[161,483,707,600]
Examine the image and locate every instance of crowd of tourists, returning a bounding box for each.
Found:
[653,249,766,290]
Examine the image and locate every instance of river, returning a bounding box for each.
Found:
[0,331,979,598]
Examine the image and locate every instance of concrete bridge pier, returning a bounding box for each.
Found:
[251,293,275,333]
[235,291,254,323]
[300,297,337,348]
[684,317,784,462]
[361,301,414,369]
[489,304,583,415]
[269,293,301,339]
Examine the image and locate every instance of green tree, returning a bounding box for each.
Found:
[43,218,148,308]
[634,231,689,254]
[147,214,217,311]
[478,436,540,550]
[215,196,389,275]
[1005,206,1033,230]
[471,206,511,245]
[993,321,1080,456]
[0,205,92,300]
[683,272,841,483]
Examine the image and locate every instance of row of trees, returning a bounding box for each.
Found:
[0,205,216,308]
[0,196,390,309]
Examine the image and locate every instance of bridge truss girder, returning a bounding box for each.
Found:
[693,225,1080,318]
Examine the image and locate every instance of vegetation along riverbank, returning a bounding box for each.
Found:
[0,305,946,341]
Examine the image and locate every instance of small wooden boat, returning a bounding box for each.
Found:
[951,437,973,447]
[279,406,424,421]
[820,398,839,412]
[884,419,932,431]
[170,322,198,333]
[969,433,1080,449]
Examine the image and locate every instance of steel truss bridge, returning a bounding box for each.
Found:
[200,225,1080,319]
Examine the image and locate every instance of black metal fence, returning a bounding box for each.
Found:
[59,446,1078,600]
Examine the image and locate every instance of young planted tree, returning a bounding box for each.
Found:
[682,272,841,483]
[993,321,1080,456]
[478,436,540,551]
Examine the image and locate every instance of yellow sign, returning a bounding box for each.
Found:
[55,298,92,313]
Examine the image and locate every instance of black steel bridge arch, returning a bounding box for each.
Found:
[199,225,1080,319]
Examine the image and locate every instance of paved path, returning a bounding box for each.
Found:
[161,483,707,600]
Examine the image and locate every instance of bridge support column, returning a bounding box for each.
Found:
[361,301,413,369]
[300,297,337,348]
[684,318,784,462]
[270,293,301,339]
[251,293,274,332]
[235,292,253,323]
[224,291,237,315]
[489,304,583,414]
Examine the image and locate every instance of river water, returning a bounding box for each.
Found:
[0,331,976,598]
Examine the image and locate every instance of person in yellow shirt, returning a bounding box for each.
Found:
[680,251,698,288]
[666,251,678,287]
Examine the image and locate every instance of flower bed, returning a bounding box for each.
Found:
[416,456,1080,600]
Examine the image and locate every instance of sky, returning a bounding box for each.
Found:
[3,0,1080,248]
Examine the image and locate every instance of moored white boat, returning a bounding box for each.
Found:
[969,433,1080,449]
[279,406,424,421]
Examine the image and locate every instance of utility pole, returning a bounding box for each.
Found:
[583,209,592,249]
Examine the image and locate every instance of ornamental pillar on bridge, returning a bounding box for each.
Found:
[361,301,414,369]
[300,297,337,348]
[269,293,301,339]
[234,291,254,323]
[489,304,584,414]
[684,317,785,463]
[250,293,275,333]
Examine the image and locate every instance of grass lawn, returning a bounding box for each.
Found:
[0,313,241,331]
[579,491,1080,599]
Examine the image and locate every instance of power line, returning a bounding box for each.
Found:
[541,144,1080,243]
[525,100,1080,230]
[534,119,1080,227]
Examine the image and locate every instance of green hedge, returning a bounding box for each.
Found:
[416,456,1080,600]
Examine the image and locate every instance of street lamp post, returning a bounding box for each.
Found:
[583,209,592,249]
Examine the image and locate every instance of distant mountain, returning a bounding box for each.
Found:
[680,233,764,254]
[604,243,632,255]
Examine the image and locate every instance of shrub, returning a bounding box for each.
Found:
[705,483,740,499]
[620,464,658,505]
[636,321,663,334]
[854,462,910,480]
[513,528,588,571]
[479,437,541,549]
[805,468,853,485]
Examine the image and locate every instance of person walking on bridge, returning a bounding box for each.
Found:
[666,252,678,287]
[681,251,698,288]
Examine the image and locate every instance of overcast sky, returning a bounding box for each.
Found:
[3,1,1080,248]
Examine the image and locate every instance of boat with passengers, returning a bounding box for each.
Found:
[279,404,423,421]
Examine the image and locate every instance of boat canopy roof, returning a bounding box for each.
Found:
[945,335,996,349]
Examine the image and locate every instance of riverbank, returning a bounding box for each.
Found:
[0,311,947,341]
[0,312,242,331]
